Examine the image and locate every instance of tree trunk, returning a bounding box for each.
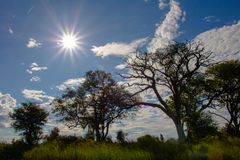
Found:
[173,119,186,141]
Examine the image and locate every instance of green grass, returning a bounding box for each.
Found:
[24,141,151,160]
[1,136,240,160]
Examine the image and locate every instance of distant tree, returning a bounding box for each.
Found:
[116,130,127,143]
[46,127,60,141]
[52,70,139,141]
[123,42,211,141]
[10,103,48,145]
[206,60,240,136]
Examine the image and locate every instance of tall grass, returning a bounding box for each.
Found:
[1,136,239,160]
[24,141,151,160]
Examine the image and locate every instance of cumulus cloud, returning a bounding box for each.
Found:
[30,76,41,82]
[56,78,86,91]
[22,89,53,102]
[194,21,240,62]
[0,92,16,128]
[26,38,42,48]
[91,38,148,57]
[148,0,185,52]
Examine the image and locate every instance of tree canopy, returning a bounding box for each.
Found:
[52,70,139,141]
[10,103,48,145]
[206,60,240,136]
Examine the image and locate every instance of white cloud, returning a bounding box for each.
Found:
[115,63,127,70]
[57,78,86,91]
[26,63,48,74]
[30,62,38,68]
[91,0,184,57]
[0,92,16,128]
[30,76,41,82]
[148,0,185,52]
[194,21,240,62]
[8,27,13,34]
[26,38,42,48]
[26,69,33,74]
[159,0,168,10]
[22,89,53,102]
[203,16,220,23]
[31,66,48,71]
[110,107,176,140]
[91,38,148,57]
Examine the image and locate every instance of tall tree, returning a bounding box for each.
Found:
[206,60,240,136]
[10,103,48,145]
[52,70,138,141]
[123,42,211,141]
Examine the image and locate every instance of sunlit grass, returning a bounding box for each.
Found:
[24,141,151,160]
[1,136,240,160]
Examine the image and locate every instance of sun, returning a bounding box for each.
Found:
[58,32,80,53]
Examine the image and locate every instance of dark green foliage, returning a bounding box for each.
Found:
[186,112,218,142]
[9,103,48,145]
[116,130,127,143]
[206,60,240,136]
[0,139,30,159]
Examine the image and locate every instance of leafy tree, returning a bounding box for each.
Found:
[52,70,139,141]
[206,60,240,136]
[123,42,211,141]
[46,127,60,141]
[10,103,48,145]
[116,130,127,143]
[186,112,218,141]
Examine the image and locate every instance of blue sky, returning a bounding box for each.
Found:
[1,0,240,141]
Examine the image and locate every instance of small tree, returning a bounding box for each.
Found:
[10,103,48,145]
[52,70,139,141]
[116,130,127,143]
[46,127,60,141]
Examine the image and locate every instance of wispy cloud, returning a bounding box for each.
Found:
[91,38,148,57]
[8,27,13,34]
[27,6,34,15]
[26,63,47,82]
[0,92,16,128]
[26,38,42,48]
[26,63,48,74]
[30,76,41,82]
[203,16,220,23]
[115,63,127,70]
[22,89,53,102]
[159,0,168,10]
[56,78,86,91]
[148,0,185,52]
[91,0,185,57]
[194,21,240,62]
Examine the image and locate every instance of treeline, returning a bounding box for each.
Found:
[1,41,240,159]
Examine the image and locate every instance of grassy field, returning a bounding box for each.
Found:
[1,136,240,160]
